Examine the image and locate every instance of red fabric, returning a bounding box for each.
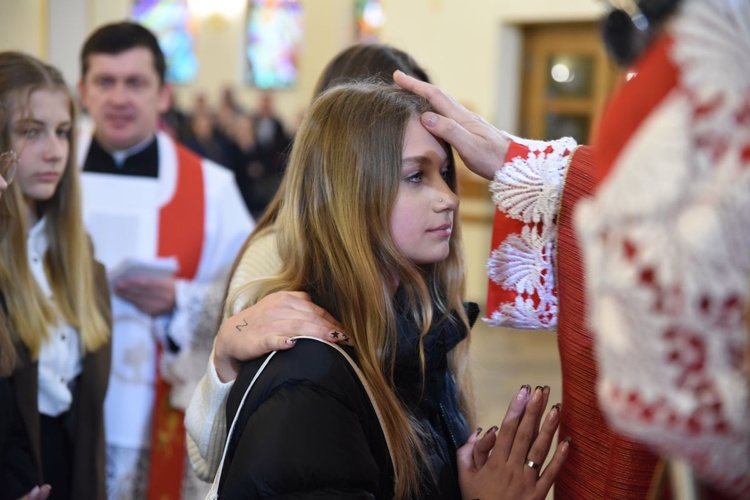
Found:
[486,140,572,321]
[156,144,206,280]
[147,143,205,499]
[554,146,660,498]
[593,35,679,188]
[486,141,530,317]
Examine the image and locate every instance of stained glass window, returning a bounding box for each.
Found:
[245,0,304,89]
[132,0,199,84]
[355,0,385,42]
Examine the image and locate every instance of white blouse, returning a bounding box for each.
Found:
[28,217,83,417]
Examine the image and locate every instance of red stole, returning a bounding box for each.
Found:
[147,143,205,499]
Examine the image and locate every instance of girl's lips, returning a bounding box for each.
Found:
[428,223,452,237]
[35,172,61,182]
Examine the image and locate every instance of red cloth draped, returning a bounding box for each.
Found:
[555,145,660,498]
[147,144,205,499]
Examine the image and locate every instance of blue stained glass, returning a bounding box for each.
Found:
[245,0,304,89]
[132,0,199,84]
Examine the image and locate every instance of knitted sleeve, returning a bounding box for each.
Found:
[184,231,282,480]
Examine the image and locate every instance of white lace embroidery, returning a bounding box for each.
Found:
[576,0,750,495]
[485,134,577,330]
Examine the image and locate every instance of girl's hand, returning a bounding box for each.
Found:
[458,385,568,500]
[213,291,346,382]
[18,485,51,500]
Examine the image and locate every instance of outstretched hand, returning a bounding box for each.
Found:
[393,70,511,181]
[458,385,568,500]
[213,291,346,382]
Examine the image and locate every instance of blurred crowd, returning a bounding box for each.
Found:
[162,89,291,221]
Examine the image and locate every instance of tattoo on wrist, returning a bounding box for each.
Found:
[236,319,249,331]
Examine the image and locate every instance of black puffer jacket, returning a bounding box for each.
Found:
[219,298,479,499]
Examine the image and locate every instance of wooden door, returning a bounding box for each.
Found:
[520,22,621,145]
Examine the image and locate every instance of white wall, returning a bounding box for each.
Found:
[0,0,608,305]
[0,0,605,127]
[0,0,47,56]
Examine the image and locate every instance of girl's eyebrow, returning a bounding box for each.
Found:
[402,155,449,168]
[402,155,429,167]
[14,118,71,127]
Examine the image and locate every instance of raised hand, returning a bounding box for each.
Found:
[394,70,511,181]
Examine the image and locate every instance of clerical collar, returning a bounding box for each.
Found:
[105,135,156,167]
[83,134,159,178]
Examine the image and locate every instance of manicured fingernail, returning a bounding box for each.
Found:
[475,427,482,436]
[547,403,561,421]
[286,338,297,345]
[564,435,572,444]
[560,439,570,453]
[543,385,550,395]
[422,112,438,128]
[485,426,498,436]
[517,385,531,401]
[531,386,542,403]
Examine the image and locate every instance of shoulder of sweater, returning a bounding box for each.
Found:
[228,231,281,298]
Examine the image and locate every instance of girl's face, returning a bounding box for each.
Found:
[391,117,459,265]
[12,89,71,213]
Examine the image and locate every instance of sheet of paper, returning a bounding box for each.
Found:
[81,173,160,271]
[107,256,179,283]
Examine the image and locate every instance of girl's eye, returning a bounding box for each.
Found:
[56,128,70,139]
[19,128,40,139]
[441,169,451,181]
[405,172,422,183]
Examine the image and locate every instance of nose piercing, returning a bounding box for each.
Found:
[438,198,443,203]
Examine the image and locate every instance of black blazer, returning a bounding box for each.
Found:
[6,261,112,499]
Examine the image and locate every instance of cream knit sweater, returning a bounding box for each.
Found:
[185,231,281,481]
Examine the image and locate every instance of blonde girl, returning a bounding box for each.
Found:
[0,51,110,500]
[215,82,566,499]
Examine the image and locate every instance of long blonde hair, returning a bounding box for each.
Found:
[230,82,473,498]
[0,51,109,358]
[0,157,14,375]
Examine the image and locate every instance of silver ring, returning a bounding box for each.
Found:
[525,458,540,470]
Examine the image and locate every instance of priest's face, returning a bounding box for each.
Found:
[79,47,171,151]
